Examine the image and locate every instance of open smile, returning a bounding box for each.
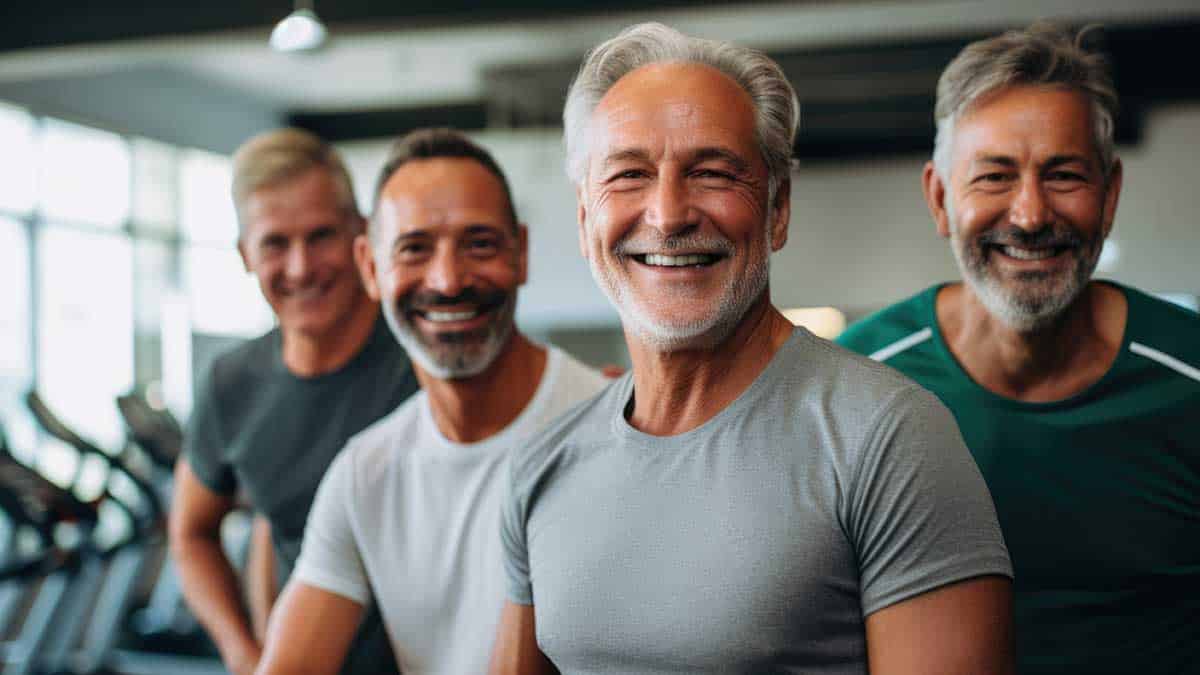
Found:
[630,252,726,268]
[986,243,1075,264]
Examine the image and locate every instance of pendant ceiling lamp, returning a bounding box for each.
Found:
[270,0,328,53]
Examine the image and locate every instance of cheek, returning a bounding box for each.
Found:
[698,190,766,239]
[951,195,1000,234]
[1052,193,1104,229]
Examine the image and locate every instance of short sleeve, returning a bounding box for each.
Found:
[183,369,237,495]
[500,459,534,605]
[290,450,370,606]
[849,386,1012,616]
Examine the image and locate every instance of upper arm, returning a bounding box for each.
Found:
[170,458,236,541]
[851,388,1011,614]
[256,581,365,675]
[865,575,1014,675]
[489,601,557,675]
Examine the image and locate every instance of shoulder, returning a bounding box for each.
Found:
[199,328,280,397]
[341,393,428,468]
[507,372,623,495]
[786,329,933,412]
[837,286,938,359]
[1121,284,1200,376]
[544,346,615,403]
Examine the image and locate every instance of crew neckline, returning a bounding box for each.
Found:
[417,345,561,455]
[610,328,811,447]
[923,280,1133,411]
[272,313,396,384]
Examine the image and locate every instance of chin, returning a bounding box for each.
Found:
[620,306,741,352]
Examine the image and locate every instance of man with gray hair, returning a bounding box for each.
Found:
[839,23,1200,674]
[492,22,1014,674]
[170,128,418,675]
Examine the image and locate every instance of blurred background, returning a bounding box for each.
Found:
[1,0,1198,481]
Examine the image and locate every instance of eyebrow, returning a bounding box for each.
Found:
[599,146,752,173]
[973,155,1018,169]
[600,148,652,171]
[691,147,752,174]
[1042,154,1093,170]
[972,154,1093,170]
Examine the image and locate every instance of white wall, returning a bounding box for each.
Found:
[338,102,1200,330]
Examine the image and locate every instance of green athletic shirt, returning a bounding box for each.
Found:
[837,281,1200,675]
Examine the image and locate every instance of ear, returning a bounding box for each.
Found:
[576,185,590,260]
[923,161,952,238]
[769,177,791,252]
[353,233,382,302]
[515,224,530,286]
[1101,158,1123,239]
[237,238,252,273]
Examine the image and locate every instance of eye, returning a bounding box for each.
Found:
[1047,171,1086,182]
[607,169,648,183]
[691,168,736,182]
[465,236,501,257]
[394,241,432,263]
[975,172,1010,183]
[259,237,286,254]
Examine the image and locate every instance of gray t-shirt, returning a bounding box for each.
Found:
[501,328,1012,674]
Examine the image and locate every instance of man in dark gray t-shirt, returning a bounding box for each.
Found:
[490,23,1014,675]
[170,129,417,675]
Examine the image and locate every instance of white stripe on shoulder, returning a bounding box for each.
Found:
[1130,341,1200,383]
[869,327,933,362]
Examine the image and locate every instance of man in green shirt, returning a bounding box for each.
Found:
[838,23,1200,675]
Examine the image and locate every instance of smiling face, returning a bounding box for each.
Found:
[239,167,369,340]
[357,157,525,380]
[928,85,1122,331]
[577,62,789,352]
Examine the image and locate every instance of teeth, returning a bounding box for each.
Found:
[1001,246,1057,261]
[643,253,714,267]
[424,310,478,322]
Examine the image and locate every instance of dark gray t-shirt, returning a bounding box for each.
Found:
[502,328,1011,675]
[185,314,418,675]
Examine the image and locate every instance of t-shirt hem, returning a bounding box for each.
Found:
[185,454,237,496]
[861,553,1013,617]
[291,567,370,607]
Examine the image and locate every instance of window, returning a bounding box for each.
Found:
[36,226,134,450]
[0,103,35,216]
[37,119,131,229]
[0,217,34,462]
[0,101,272,479]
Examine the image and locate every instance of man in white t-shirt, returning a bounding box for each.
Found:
[254,128,610,675]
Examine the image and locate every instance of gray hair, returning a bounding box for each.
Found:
[563,22,799,202]
[231,127,359,234]
[932,22,1118,180]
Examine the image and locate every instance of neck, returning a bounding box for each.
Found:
[417,332,548,444]
[281,298,380,377]
[626,291,794,436]
[937,281,1126,402]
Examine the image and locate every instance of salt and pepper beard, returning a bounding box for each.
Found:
[585,212,773,353]
[946,199,1104,333]
[377,266,518,380]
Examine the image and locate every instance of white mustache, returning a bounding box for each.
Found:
[613,234,735,257]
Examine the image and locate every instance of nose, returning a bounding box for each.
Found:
[284,243,312,281]
[643,173,696,236]
[1010,176,1051,232]
[424,243,468,298]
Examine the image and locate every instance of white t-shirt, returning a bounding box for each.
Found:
[292,346,609,675]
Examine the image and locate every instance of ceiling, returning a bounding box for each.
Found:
[2,0,1199,154]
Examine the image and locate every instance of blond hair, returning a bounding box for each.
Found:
[231,128,359,233]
